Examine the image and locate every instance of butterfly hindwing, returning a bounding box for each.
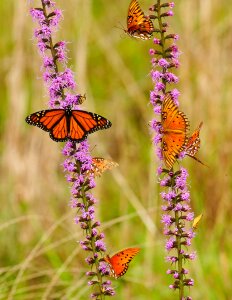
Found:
[104,247,140,279]
[126,0,154,40]
[161,94,189,169]
[185,122,203,157]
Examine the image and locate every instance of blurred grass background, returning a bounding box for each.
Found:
[0,0,232,299]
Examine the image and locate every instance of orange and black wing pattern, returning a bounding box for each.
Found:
[125,0,154,40]
[184,122,206,166]
[25,109,68,142]
[25,108,112,142]
[161,94,189,169]
[104,247,140,279]
[70,110,111,142]
[185,122,203,157]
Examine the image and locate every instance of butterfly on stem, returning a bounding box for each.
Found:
[25,107,111,142]
[161,94,189,170]
[103,247,140,279]
[86,157,119,178]
[125,0,154,40]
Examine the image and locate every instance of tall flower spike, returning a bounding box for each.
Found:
[149,1,196,299]
[29,1,114,298]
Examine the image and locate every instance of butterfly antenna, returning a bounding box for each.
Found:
[89,144,97,152]
[187,154,209,168]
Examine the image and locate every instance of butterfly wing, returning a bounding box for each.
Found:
[70,110,111,142]
[26,109,111,143]
[161,94,189,169]
[185,122,203,157]
[25,109,68,141]
[89,157,119,177]
[126,0,154,40]
[192,213,203,230]
[104,247,140,278]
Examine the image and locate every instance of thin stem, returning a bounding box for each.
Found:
[81,184,104,300]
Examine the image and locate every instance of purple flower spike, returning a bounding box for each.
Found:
[149,1,197,299]
[29,0,114,298]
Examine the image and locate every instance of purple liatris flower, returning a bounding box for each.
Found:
[149,1,197,299]
[29,1,114,298]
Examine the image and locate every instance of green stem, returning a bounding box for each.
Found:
[81,184,104,300]
[175,209,184,299]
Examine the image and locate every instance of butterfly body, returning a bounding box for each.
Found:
[104,247,140,278]
[161,94,189,169]
[25,107,111,142]
[125,0,154,40]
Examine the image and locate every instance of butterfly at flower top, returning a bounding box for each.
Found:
[125,0,154,40]
[161,94,189,170]
[192,213,203,230]
[103,247,140,279]
[25,107,111,142]
[87,157,119,178]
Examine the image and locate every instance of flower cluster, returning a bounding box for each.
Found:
[29,1,114,298]
[63,140,115,298]
[30,1,82,109]
[149,1,196,299]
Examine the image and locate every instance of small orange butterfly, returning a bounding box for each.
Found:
[125,0,154,40]
[103,247,140,278]
[161,94,189,169]
[192,213,203,230]
[88,157,118,177]
[184,122,206,166]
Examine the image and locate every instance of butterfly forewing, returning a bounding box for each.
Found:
[161,94,189,169]
[104,247,140,279]
[126,0,154,40]
[26,109,66,132]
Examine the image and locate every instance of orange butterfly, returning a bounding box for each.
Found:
[192,213,203,230]
[184,122,206,166]
[125,0,154,40]
[88,157,118,177]
[25,107,111,142]
[103,247,140,279]
[161,94,189,169]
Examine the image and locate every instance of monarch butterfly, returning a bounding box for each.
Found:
[125,0,154,40]
[103,247,140,279]
[25,107,112,142]
[184,122,206,166]
[87,157,118,178]
[192,213,203,230]
[161,94,189,169]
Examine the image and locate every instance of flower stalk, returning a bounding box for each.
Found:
[149,1,196,299]
[29,1,114,298]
